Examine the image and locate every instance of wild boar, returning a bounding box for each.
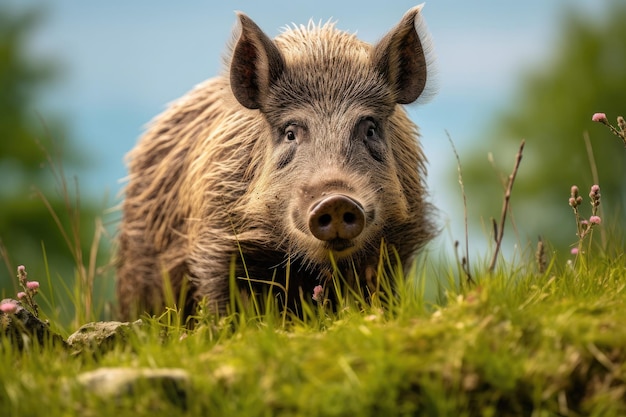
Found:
[117,4,436,318]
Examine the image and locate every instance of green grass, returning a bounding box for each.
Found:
[1,246,625,416]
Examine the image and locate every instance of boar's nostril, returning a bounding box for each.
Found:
[308,195,365,242]
[318,214,332,228]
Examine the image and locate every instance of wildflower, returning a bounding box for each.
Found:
[14,265,39,317]
[589,215,602,225]
[570,247,579,255]
[17,264,28,287]
[0,301,18,315]
[593,113,626,146]
[312,285,324,303]
[591,113,607,123]
[589,184,601,208]
[569,185,583,208]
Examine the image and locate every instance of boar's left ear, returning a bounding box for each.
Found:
[230,12,285,110]
[372,4,435,105]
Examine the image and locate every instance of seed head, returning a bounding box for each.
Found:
[618,116,626,133]
[569,185,582,208]
[589,184,601,208]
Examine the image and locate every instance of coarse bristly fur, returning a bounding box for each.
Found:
[116,4,438,319]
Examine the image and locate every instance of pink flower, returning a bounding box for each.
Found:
[589,216,602,225]
[26,281,39,291]
[17,265,26,274]
[0,302,18,314]
[17,292,26,299]
[592,113,607,123]
[570,247,579,255]
[312,285,324,303]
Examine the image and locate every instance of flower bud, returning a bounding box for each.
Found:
[312,285,324,303]
[0,302,18,314]
[591,113,607,123]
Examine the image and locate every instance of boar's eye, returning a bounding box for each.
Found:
[360,118,379,141]
[283,123,304,143]
[358,118,385,163]
[285,129,296,141]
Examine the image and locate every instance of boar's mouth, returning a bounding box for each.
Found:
[325,238,355,254]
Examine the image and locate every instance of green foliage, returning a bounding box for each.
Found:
[0,5,111,323]
[461,1,626,253]
[0,7,54,169]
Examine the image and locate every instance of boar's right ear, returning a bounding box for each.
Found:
[372,4,435,105]
[230,13,285,110]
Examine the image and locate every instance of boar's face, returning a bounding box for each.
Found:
[230,6,433,266]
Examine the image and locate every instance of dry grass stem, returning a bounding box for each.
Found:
[488,139,525,273]
[446,131,473,285]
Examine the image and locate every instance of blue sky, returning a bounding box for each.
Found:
[11,0,607,248]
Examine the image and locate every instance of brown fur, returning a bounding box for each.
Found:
[117,6,437,319]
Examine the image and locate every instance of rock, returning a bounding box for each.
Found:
[76,367,190,408]
[0,298,66,349]
[67,320,143,355]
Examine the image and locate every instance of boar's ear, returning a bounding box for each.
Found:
[230,12,285,110]
[372,4,435,105]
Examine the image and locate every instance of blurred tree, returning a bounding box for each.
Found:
[460,1,626,256]
[0,5,109,322]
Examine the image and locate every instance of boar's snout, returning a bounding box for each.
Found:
[308,195,365,242]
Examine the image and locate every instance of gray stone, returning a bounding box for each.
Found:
[76,367,190,408]
[67,320,142,354]
[67,320,143,355]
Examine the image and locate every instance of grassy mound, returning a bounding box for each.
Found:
[1,249,625,416]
